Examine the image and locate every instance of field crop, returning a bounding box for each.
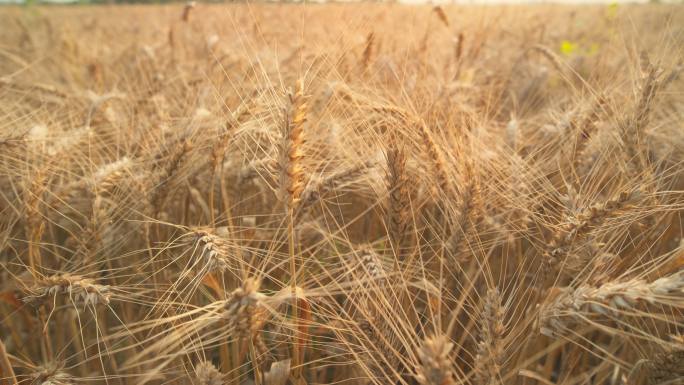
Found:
[0,3,683,385]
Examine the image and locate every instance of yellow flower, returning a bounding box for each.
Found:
[560,40,578,57]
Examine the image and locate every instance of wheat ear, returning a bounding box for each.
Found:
[646,334,684,383]
[620,54,663,175]
[475,289,505,385]
[362,32,375,69]
[22,273,111,307]
[181,1,196,22]
[447,157,481,259]
[386,136,410,255]
[195,361,224,385]
[417,121,450,196]
[542,190,638,282]
[539,270,684,337]
[416,334,457,385]
[433,6,450,27]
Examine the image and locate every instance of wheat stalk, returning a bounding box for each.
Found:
[277,78,309,382]
[0,339,17,385]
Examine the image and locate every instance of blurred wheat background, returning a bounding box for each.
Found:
[0,2,683,385]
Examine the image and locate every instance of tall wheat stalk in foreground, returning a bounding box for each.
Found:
[277,78,310,383]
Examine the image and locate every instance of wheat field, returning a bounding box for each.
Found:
[0,3,683,385]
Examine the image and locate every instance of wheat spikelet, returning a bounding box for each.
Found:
[475,289,505,385]
[148,136,193,215]
[571,95,607,167]
[76,192,108,262]
[116,280,283,378]
[187,227,237,273]
[385,138,410,253]
[353,246,389,287]
[341,245,400,384]
[0,129,28,152]
[30,363,73,385]
[539,270,684,337]
[433,6,450,27]
[42,126,92,157]
[263,359,291,385]
[354,315,402,384]
[194,361,223,385]
[362,32,375,69]
[417,122,450,196]
[620,54,663,174]
[454,32,464,63]
[532,44,567,77]
[0,77,69,99]
[542,190,639,279]
[211,99,252,171]
[647,349,684,385]
[300,159,376,209]
[92,156,132,194]
[634,54,663,138]
[345,246,395,372]
[235,157,278,185]
[181,1,196,22]
[83,91,126,128]
[23,169,47,273]
[563,190,638,240]
[222,278,268,341]
[22,273,111,307]
[52,157,131,218]
[277,79,308,212]
[447,158,481,259]
[415,334,456,385]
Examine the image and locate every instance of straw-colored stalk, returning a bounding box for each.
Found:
[0,339,17,385]
[278,78,309,380]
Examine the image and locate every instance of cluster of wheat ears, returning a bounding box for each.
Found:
[0,3,683,385]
